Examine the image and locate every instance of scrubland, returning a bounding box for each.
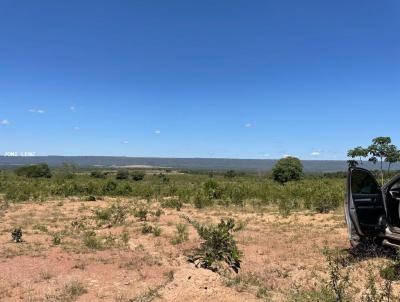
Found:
[0,169,399,301]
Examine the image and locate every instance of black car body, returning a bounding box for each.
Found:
[345,167,400,248]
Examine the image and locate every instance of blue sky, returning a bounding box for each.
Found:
[0,1,399,159]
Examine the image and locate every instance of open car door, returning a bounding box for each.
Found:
[346,168,386,238]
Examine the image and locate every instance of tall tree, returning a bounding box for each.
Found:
[368,137,393,185]
[385,145,400,173]
[347,146,369,165]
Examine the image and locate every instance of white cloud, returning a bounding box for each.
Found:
[154,130,161,134]
[73,126,80,131]
[70,106,75,111]
[283,154,291,158]
[122,140,129,144]
[263,153,270,157]
[0,119,10,125]
[29,109,45,114]
[310,151,321,156]
[244,123,252,128]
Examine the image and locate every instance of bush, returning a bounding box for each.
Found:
[185,217,241,273]
[161,198,183,211]
[132,171,145,181]
[15,163,52,178]
[90,171,106,178]
[52,234,62,245]
[93,202,127,226]
[11,228,23,243]
[83,231,102,249]
[193,191,213,209]
[272,157,303,184]
[224,170,237,178]
[171,223,189,245]
[203,179,223,199]
[102,180,117,195]
[141,223,154,234]
[116,170,129,180]
[83,195,96,201]
[134,208,148,221]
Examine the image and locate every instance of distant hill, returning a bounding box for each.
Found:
[1,156,399,173]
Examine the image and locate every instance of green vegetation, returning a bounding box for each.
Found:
[171,223,189,245]
[0,166,347,214]
[348,136,400,184]
[116,169,130,180]
[11,227,23,243]
[272,156,303,184]
[131,171,145,181]
[185,216,242,273]
[93,202,127,226]
[15,163,52,178]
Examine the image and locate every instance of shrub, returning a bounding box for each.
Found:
[193,191,212,209]
[83,195,96,201]
[203,179,223,199]
[83,231,102,249]
[272,157,303,184]
[93,202,127,226]
[62,280,87,300]
[132,171,145,181]
[102,180,117,195]
[15,163,52,178]
[141,223,153,234]
[121,229,130,245]
[162,198,183,211]
[322,247,350,302]
[224,170,237,179]
[11,227,23,243]
[153,225,162,237]
[116,170,130,180]
[52,234,62,245]
[90,170,106,178]
[134,208,148,221]
[171,223,189,245]
[185,217,241,273]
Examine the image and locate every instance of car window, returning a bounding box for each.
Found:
[351,169,380,194]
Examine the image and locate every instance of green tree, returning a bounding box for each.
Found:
[15,163,52,178]
[386,145,400,173]
[368,137,395,184]
[347,160,359,168]
[272,157,303,184]
[347,146,368,165]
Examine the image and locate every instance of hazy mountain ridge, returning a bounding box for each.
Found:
[1,156,399,173]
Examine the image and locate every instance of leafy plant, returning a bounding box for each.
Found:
[15,163,52,178]
[171,223,189,245]
[161,198,183,211]
[116,169,130,180]
[272,157,303,184]
[52,234,62,245]
[322,247,350,302]
[153,225,162,237]
[141,223,154,234]
[83,230,102,249]
[185,217,241,273]
[93,202,127,226]
[11,227,23,243]
[134,208,148,221]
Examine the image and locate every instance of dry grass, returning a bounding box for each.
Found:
[0,197,398,301]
